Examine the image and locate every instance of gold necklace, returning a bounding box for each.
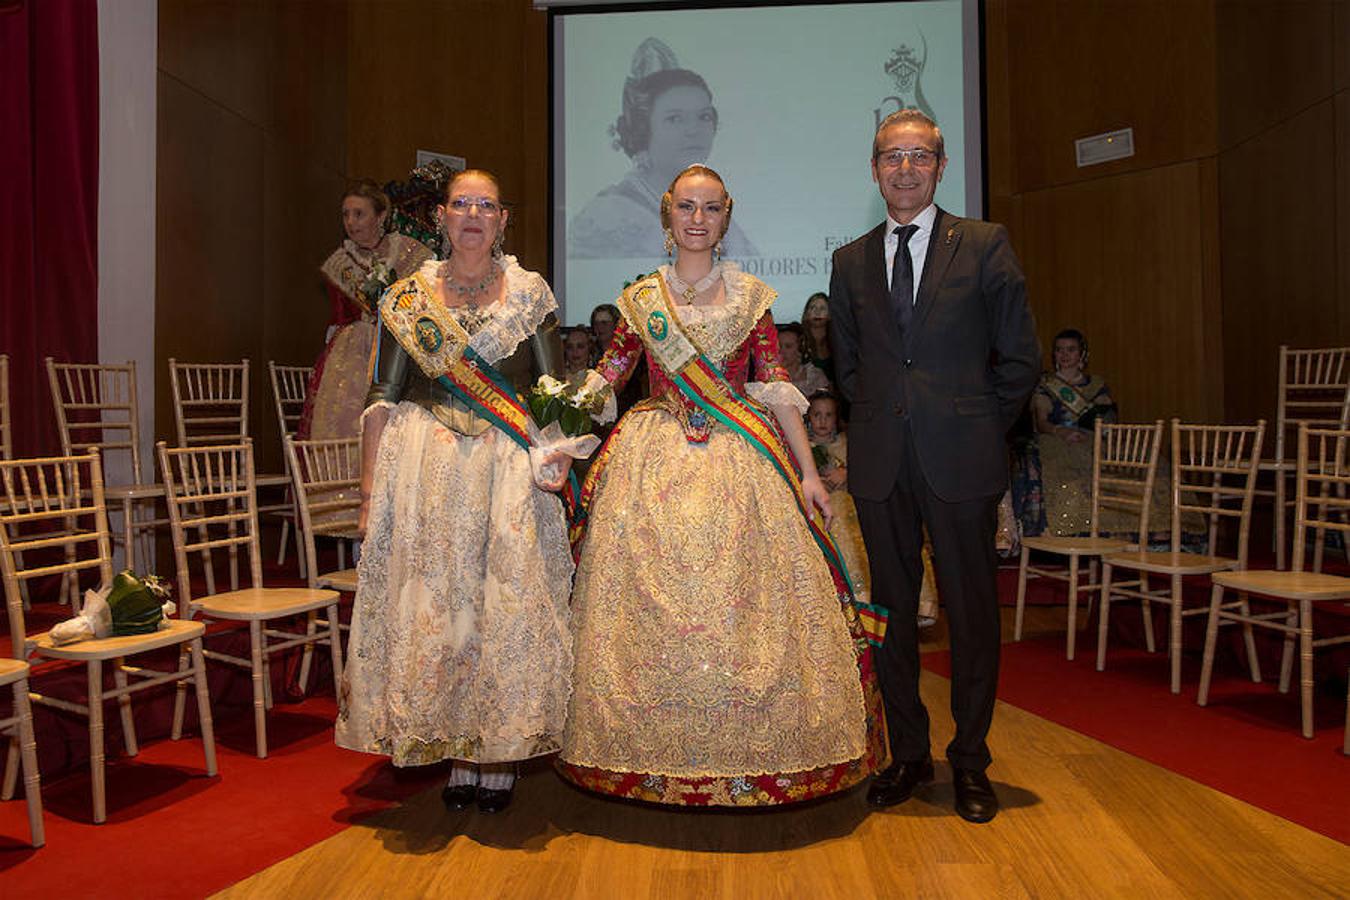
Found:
[436,259,500,299]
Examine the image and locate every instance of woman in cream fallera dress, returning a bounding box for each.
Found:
[558,168,884,806]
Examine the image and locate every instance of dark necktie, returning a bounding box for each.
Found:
[890,224,918,334]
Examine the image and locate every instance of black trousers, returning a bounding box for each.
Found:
[853,421,1002,771]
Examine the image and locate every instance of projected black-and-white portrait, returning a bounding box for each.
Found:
[567,37,758,261]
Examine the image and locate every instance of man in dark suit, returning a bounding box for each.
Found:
[828,109,1039,823]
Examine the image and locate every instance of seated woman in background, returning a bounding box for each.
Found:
[302,180,434,440]
[777,323,832,397]
[808,392,939,627]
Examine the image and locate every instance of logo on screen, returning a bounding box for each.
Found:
[874,36,936,130]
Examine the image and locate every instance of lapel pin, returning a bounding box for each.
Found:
[945,227,956,246]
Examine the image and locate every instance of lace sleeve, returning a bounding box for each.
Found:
[746,380,808,414]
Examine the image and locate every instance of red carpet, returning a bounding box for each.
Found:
[0,693,444,897]
[924,635,1349,844]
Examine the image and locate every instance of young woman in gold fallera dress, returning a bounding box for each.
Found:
[558,165,885,806]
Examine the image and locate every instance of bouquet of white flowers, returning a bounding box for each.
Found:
[359,258,396,308]
[524,374,608,489]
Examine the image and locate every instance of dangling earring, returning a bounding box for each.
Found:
[715,240,724,261]
[492,229,505,258]
[663,228,675,257]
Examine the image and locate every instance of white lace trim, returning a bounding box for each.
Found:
[415,255,557,366]
[659,262,777,366]
[746,380,808,415]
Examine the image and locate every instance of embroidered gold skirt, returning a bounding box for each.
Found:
[308,320,376,441]
[559,410,884,805]
[336,403,574,766]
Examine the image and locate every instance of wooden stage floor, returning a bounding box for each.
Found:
[214,608,1350,899]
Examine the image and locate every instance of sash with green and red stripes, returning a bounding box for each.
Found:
[380,275,580,515]
[612,273,857,596]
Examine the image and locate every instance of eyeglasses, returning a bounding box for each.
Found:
[875,147,941,169]
[446,197,502,216]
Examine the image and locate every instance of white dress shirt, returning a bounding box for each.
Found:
[883,203,938,307]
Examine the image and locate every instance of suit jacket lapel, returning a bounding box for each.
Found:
[862,222,901,348]
[914,208,962,334]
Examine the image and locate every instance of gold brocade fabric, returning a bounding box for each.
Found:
[561,411,869,779]
[335,404,574,766]
[1038,435,1182,539]
[309,319,376,442]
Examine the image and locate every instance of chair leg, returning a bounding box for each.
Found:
[121,496,135,573]
[1140,572,1156,653]
[326,601,344,700]
[112,658,139,757]
[1014,545,1030,642]
[1300,599,1314,739]
[1197,583,1224,706]
[262,637,274,711]
[1343,671,1349,756]
[1169,574,1184,694]
[87,659,107,824]
[1279,602,1297,694]
[1096,562,1113,672]
[171,646,191,740]
[13,678,44,847]
[250,620,268,759]
[1066,555,1081,661]
[190,638,218,776]
[1,737,16,800]
[298,611,317,695]
[1275,470,1287,571]
[1236,592,1261,683]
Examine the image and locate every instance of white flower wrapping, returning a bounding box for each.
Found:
[528,420,600,490]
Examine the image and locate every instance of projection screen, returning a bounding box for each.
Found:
[550,0,983,324]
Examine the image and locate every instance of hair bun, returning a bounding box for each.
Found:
[629,37,678,79]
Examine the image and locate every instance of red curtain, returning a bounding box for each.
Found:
[0,0,99,458]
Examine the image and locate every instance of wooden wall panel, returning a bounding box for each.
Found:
[1215,0,1339,150]
[157,0,348,471]
[346,0,550,273]
[1003,0,1217,194]
[1017,162,1221,424]
[1219,101,1339,425]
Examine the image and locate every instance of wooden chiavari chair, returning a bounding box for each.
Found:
[1260,346,1350,571]
[0,659,42,846]
[1197,424,1350,738]
[1014,420,1164,660]
[1099,420,1265,693]
[283,435,361,691]
[0,449,217,824]
[268,362,316,576]
[168,359,298,588]
[46,358,166,575]
[157,439,342,758]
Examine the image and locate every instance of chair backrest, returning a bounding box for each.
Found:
[268,362,313,442]
[156,439,262,608]
[283,435,360,587]
[1170,419,1266,564]
[168,359,250,448]
[1293,424,1350,573]
[1090,420,1165,540]
[46,358,142,484]
[0,450,114,654]
[1274,346,1350,462]
[0,354,11,460]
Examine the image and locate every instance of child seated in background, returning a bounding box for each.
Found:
[807,392,939,627]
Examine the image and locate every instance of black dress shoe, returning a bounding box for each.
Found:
[441,783,477,811]
[476,784,514,814]
[865,756,935,808]
[952,767,999,823]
